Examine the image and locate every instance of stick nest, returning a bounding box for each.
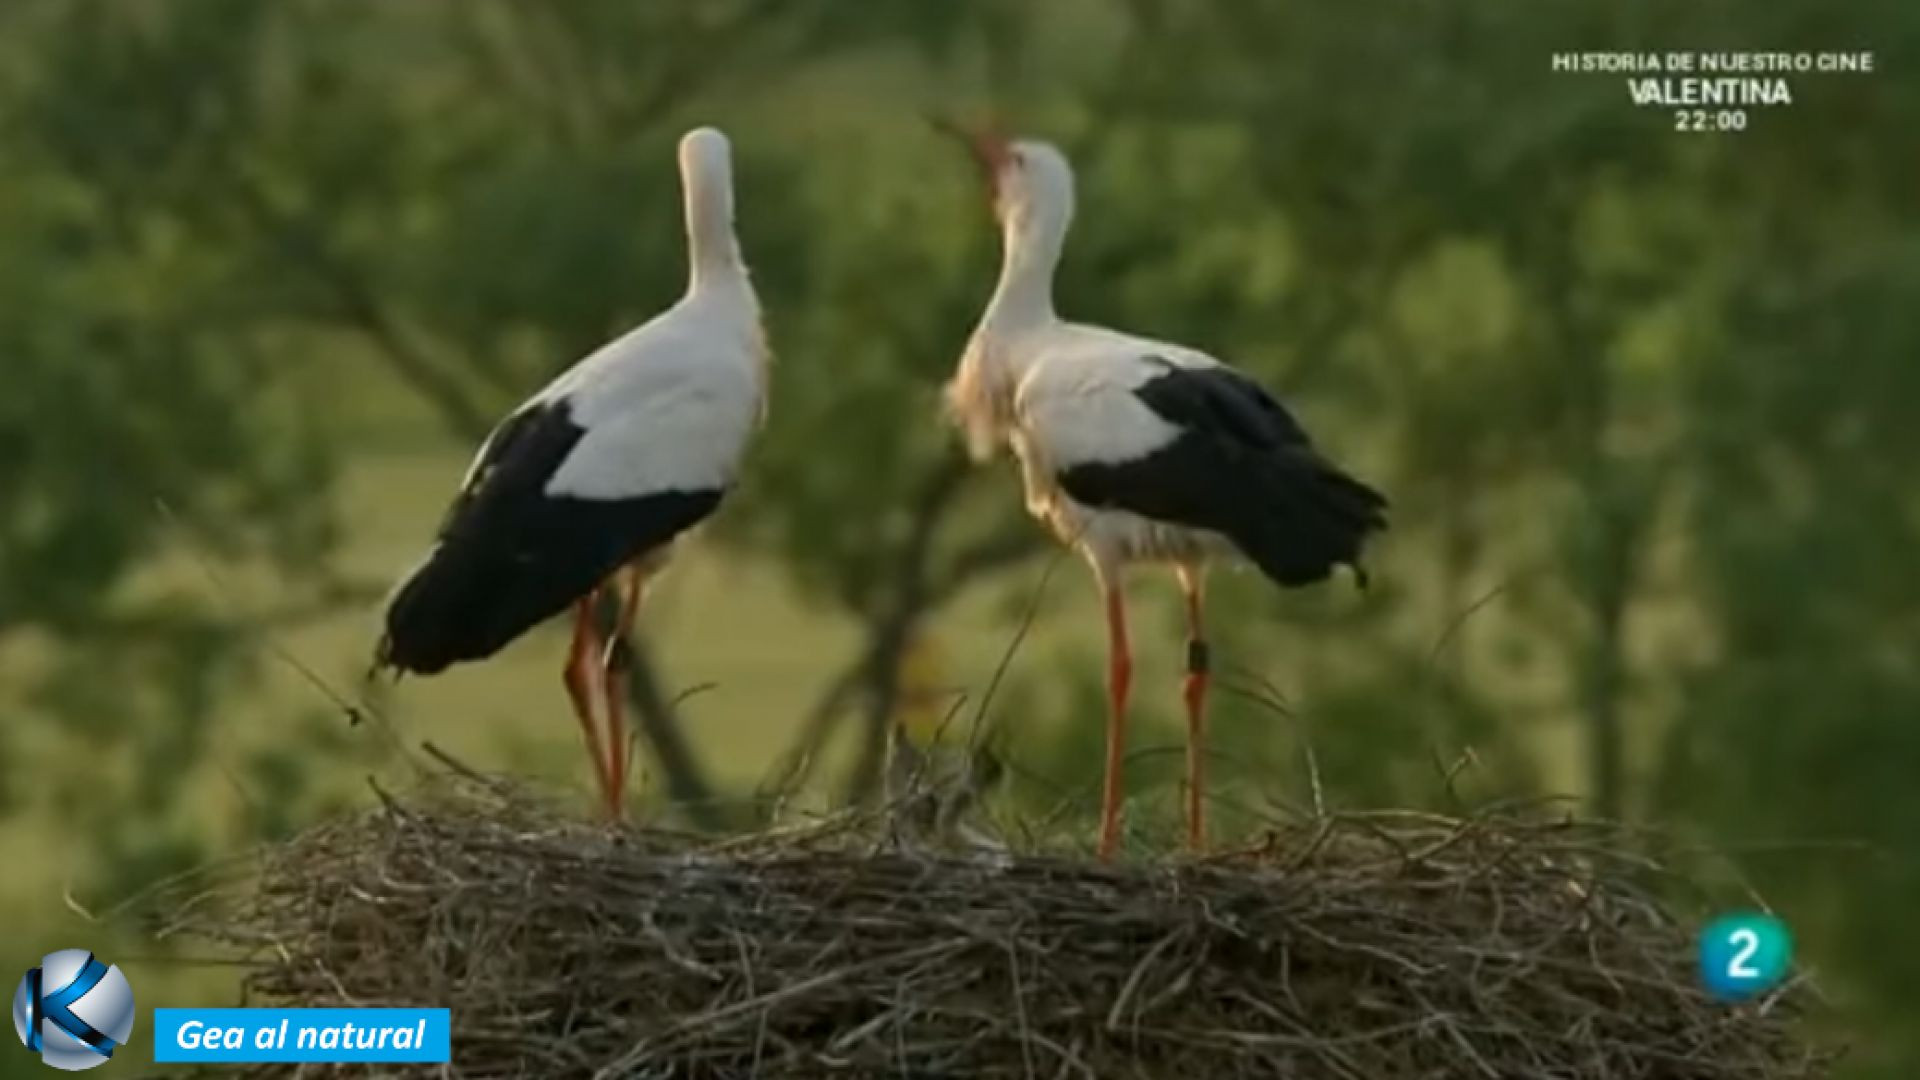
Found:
[166,780,1831,1079]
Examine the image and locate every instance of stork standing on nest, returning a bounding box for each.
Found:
[375,127,767,820]
[941,127,1387,860]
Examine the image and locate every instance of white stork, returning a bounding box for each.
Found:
[375,127,767,820]
[942,128,1387,859]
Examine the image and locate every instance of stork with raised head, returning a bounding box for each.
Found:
[942,128,1388,860]
[374,127,767,820]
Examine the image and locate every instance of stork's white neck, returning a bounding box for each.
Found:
[681,144,747,297]
[980,189,1070,336]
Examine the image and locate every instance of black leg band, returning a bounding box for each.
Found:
[1186,638,1211,676]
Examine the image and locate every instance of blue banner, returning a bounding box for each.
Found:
[152,1008,450,1063]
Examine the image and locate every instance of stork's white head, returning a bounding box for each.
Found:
[961,131,1076,238]
[938,123,1075,335]
[678,126,734,193]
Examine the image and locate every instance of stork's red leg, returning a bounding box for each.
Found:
[562,595,613,810]
[598,565,648,821]
[1178,567,1210,852]
[1098,583,1133,861]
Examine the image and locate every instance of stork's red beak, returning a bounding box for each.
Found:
[929,115,1012,198]
[965,128,1013,178]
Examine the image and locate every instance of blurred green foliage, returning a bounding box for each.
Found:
[1,0,1916,1075]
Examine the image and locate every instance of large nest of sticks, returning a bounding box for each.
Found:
[164,778,1831,1079]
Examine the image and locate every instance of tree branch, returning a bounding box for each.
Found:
[225,179,499,440]
[761,451,1042,809]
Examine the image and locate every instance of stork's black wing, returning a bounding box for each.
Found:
[377,398,721,674]
[1057,360,1388,587]
[1131,359,1314,449]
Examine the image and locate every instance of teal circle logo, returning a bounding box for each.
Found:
[1698,912,1792,1002]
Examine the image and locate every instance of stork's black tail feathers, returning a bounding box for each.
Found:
[374,530,611,677]
[1234,449,1388,590]
[374,531,602,677]
[374,488,726,678]
[375,545,528,677]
